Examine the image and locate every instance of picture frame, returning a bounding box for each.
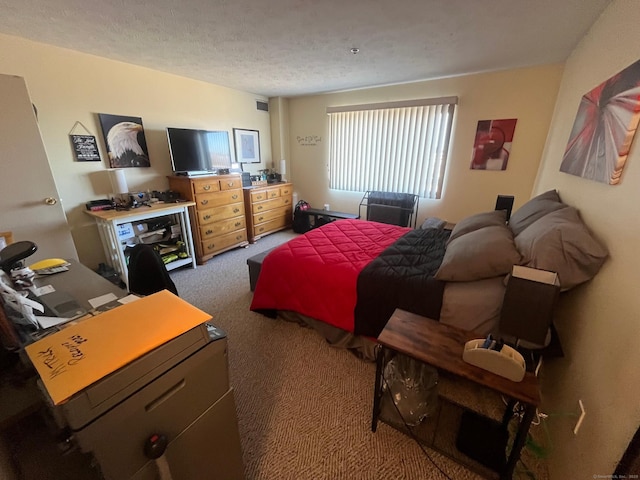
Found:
[98,113,150,168]
[233,128,261,164]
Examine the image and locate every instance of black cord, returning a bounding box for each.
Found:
[380,374,453,480]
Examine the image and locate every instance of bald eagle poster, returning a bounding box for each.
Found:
[98,114,150,168]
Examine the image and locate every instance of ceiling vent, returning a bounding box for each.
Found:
[256,101,269,112]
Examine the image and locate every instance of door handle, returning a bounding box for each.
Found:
[44,197,57,205]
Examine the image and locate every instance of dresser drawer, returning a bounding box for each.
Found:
[280,185,292,196]
[253,217,288,237]
[196,190,243,209]
[252,197,286,213]
[219,178,242,191]
[192,178,221,194]
[200,216,246,239]
[201,230,247,255]
[197,203,244,224]
[253,206,292,225]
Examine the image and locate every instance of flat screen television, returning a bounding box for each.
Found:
[167,128,233,175]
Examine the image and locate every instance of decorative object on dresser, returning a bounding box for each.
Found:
[243,183,293,243]
[168,174,248,264]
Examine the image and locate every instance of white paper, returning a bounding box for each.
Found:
[118,294,141,304]
[32,284,55,296]
[36,315,74,329]
[88,292,119,309]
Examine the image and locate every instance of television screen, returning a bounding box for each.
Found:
[167,128,232,175]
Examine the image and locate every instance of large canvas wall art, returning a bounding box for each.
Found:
[98,114,150,168]
[560,58,640,185]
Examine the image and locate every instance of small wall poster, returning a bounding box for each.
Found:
[70,134,101,162]
[470,118,518,170]
[98,113,150,168]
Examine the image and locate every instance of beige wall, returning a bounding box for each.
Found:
[533,0,640,476]
[283,65,563,223]
[0,33,272,269]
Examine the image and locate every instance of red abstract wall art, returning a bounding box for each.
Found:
[560,58,640,185]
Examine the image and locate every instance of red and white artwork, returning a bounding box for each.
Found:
[560,58,640,185]
[470,118,517,170]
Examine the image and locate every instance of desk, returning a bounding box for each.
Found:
[372,309,540,480]
[85,202,197,289]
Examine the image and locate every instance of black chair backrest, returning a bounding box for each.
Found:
[127,244,178,297]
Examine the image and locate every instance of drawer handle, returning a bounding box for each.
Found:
[201,199,209,205]
[233,208,239,213]
[205,229,213,235]
[284,199,290,204]
[235,221,241,227]
[270,193,277,198]
[203,185,211,191]
[203,215,211,220]
[258,216,264,221]
[231,194,238,200]
[258,227,264,232]
[257,205,263,211]
[227,181,234,187]
[237,235,243,240]
[208,243,215,249]
[256,194,264,200]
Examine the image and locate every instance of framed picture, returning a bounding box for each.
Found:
[470,118,518,170]
[233,128,261,164]
[98,113,150,168]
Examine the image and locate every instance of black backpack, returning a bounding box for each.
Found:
[127,244,179,297]
[292,200,312,234]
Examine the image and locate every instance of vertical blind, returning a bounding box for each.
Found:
[327,98,457,199]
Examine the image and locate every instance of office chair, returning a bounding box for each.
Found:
[359,191,419,228]
[0,241,37,274]
[127,244,179,297]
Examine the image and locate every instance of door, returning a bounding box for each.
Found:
[0,74,77,262]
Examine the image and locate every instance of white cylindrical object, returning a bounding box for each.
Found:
[323,204,330,211]
[292,192,299,206]
[280,159,286,175]
[108,168,129,194]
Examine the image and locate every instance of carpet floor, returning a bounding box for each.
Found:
[0,228,550,480]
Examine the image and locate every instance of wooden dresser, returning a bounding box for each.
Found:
[168,174,248,264]
[243,182,293,243]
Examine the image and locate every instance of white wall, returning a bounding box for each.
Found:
[533,0,640,476]
[0,33,272,269]
[283,65,563,223]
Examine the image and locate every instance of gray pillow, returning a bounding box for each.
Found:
[508,190,566,236]
[435,224,522,282]
[447,210,507,244]
[515,206,608,290]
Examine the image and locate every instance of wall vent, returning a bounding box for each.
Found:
[256,101,269,112]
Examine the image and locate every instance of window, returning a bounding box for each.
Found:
[327,97,457,199]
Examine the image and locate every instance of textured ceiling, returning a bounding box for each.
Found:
[0,0,611,98]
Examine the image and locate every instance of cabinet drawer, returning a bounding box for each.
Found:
[253,206,292,225]
[252,197,286,213]
[197,203,244,224]
[196,190,243,209]
[281,185,292,196]
[219,178,242,190]
[201,230,247,255]
[192,179,221,194]
[254,217,288,237]
[200,216,245,239]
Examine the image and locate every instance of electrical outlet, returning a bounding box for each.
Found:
[573,400,586,434]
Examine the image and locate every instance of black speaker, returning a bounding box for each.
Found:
[495,195,515,221]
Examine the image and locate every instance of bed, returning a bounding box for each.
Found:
[250,190,609,359]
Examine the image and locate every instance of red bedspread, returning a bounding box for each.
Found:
[250,219,411,333]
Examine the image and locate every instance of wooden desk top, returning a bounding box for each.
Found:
[84,201,195,221]
[378,309,540,406]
